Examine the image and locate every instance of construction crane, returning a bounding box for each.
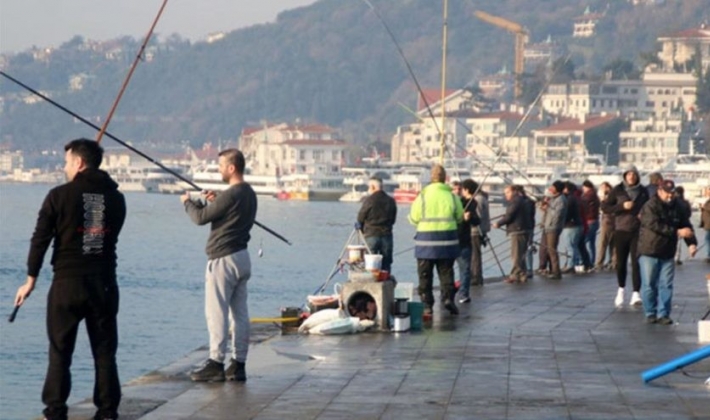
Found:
[474,10,529,99]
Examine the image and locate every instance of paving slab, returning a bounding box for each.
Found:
[60,261,710,419]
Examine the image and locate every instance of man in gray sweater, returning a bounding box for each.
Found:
[180,149,257,382]
[541,180,567,279]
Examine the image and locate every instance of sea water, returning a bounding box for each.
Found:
[0,183,510,419]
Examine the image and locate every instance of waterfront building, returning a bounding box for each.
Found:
[531,114,623,166]
[618,117,691,170]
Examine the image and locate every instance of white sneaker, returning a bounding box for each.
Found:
[630,291,642,306]
[614,288,624,307]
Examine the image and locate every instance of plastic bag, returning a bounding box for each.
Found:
[298,308,346,333]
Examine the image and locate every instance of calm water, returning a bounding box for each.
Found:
[0,183,512,419]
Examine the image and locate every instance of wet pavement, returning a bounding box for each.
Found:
[64,261,710,420]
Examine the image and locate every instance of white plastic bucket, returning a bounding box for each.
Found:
[364,254,383,271]
[347,245,367,263]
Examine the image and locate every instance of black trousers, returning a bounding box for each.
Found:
[614,231,640,291]
[417,258,455,306]
[43,273,121,420]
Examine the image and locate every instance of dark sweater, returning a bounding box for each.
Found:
[184,182,257,259]
[357,190,397,238]
[27,169,126,277]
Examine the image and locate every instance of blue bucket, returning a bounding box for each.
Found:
[408,301,424,331]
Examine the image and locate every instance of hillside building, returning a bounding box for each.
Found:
[572,7,604,38]
[657,25,710,72]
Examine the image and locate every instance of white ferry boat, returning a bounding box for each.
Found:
[339,166,399,202]
[105,165,182,193]
[276,171,347,201]
[190,163,281,195]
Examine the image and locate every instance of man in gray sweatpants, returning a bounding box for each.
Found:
[180,148,257,382]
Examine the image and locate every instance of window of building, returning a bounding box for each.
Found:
[299,150,306,160]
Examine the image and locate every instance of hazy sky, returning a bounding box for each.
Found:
[0,0,316,53]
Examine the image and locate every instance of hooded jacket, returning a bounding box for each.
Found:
[27,168,126,277]
[357,190,397,238]
[408,182,463,259]
[638,194,697,259]
[600,165,649,232]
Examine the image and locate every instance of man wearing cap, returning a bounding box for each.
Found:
[541,180,567,279]
[638,180,697,325]
[601,165,649,307]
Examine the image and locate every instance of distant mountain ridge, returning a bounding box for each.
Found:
[1,0,709,152]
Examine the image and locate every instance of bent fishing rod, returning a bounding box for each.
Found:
[96,0,169,144]
[0,71,292,246]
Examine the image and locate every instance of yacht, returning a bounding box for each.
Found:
[277,171,347,201]
[339,166,399,202]
[105,164,181,193]
[190,163,281,195]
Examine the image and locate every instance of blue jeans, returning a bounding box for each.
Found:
[584,220,599,265]
[456,246,472,297]
[562,226,582,269]
[365,235,394,272]
[639,255,675,318]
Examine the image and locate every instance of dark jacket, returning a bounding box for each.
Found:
[357,190,397,238]
[521,195,536,232]
[601,182,649,232]
[27,169,126,277]
[599,192,615,230]
[563,191,583,228]
[498,194,525,235]
[457,196,473,247]
[638,195,697,259]
[581,190,600,222]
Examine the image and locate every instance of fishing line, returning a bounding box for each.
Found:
[0,71,292,247]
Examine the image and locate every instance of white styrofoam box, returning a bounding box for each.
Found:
[394,282,416,301]
[699,320,710,343]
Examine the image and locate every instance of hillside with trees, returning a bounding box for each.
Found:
[1,0,709,153]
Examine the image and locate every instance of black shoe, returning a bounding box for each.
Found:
[225,358,246,382]
[657,317,674,325]
[190,359,225,382]
[458,296,471,304]
[443,299,459,315]
[645,315,657,324]
[675,260,683,265]
[546,273,562,280]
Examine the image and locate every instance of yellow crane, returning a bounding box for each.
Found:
[474,10,529,99]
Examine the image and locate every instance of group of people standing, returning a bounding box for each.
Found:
[493,165,709,326]
[13,141,710,419]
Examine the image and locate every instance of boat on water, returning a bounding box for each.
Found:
[189,163,282,195]
[105,164,183,193]
[339,166,399,202]
[277,171,348,201]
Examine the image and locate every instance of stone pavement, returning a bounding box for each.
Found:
[66,262,710,420]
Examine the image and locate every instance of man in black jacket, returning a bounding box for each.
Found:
[638,180,697,325]
[14,139,126,420]
[601,165,649,307]
[357,177,397,272]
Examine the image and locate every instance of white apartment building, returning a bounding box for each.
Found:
[542,71,696,120]
[463,111,541,161]
[238,123,347,176]
[390,117,466,164]
[618,117,690,170]
[657,25,710,72]
[0,151,23,173]
[531,114,621,166]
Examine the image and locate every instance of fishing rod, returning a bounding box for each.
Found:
[96,0,169,143]
[0,71,292,246]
